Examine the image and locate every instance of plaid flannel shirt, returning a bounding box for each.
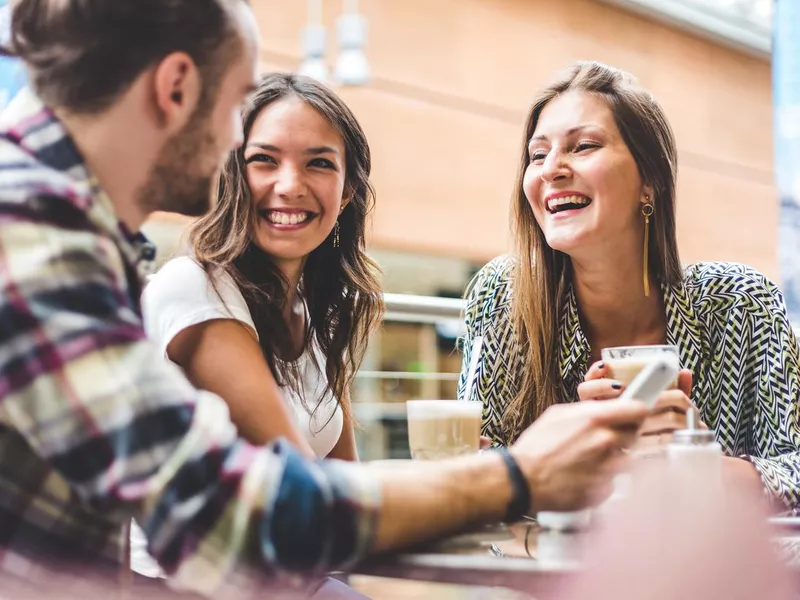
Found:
[0,89,380,596]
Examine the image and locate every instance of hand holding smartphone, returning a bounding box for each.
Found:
[618,354,680,407]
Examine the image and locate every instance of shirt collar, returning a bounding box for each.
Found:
[559,284,591,386]
[663,275,704,377]
[558,275,704,394]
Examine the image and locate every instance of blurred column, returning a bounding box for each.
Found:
[418,326,438,399]
[298,0,330,84]
[774,0,800,324]
[334,0,370,86]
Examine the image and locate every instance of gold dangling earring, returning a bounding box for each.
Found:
[333,220,340,248]
[642,198,654,297]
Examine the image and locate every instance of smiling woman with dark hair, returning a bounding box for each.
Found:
[144,72,383,461]
[137,73,383,596]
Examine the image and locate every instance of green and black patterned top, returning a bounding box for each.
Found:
[458,255,800,512]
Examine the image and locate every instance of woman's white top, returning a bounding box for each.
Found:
[142,256,343,456]
[132,255,343,577]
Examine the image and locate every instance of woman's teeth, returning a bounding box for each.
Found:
[266,211,310,225]
[547,195,592,213]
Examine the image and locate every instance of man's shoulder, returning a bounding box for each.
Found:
[0,137,94,231]
[0,138,115,288]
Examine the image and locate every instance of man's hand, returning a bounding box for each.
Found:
[509,399,648,512]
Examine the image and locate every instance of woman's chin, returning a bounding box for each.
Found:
[253,238,322,263]
[542,227,602,256]
[543,236,582,256]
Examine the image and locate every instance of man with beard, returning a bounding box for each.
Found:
[0,0,647,598]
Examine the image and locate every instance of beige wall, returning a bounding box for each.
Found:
[148,0,776,278]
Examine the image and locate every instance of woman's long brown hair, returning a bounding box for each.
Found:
[189,73,384,424]
[502,61,682,443]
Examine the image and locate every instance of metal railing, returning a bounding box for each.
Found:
[354,293,466,459]
[356,370,459,380]
[383,292,463,323]
[356,293,464,387]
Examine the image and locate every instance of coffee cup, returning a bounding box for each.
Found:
[406,400,482,460]
[600,344,680,389]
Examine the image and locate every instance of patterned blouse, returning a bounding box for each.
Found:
[457,255,800,512]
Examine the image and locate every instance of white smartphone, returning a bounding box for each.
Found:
[618,355,680,407]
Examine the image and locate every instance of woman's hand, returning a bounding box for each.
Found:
[579,362,706,444]
[639,370,705,435]
[577,361,626,400]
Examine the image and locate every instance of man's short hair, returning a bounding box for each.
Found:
[2,0,248,113]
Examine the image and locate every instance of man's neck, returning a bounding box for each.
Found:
[55,104,156,232]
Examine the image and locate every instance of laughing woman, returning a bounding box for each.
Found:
[458,61,800,513]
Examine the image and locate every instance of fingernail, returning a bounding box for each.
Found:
[611,381,622,390]
[597,362,605,370]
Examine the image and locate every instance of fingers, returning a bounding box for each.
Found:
[651,389,693,414]
[585,398,649,429]
[639,411,687,436]
[677,369,693,397]
[479,436,492,450]
[631,434,664,451]
[586,416,642,453]
[641,389,692,435]
[640,389,709,437]
[577,378,624,401]
[584,361,607,381]
[589,457,630,507]
[639,413,710,436]
[584,442,631,505]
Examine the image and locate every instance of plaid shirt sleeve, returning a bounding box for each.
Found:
[0,211,380,593]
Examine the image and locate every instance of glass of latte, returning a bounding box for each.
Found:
[406,400,482,460]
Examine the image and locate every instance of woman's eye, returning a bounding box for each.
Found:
[245,154,276,165]
[575,142,599,152]
[529,151,547,164]
[309,158,336,169]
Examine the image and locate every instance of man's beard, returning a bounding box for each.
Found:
[138,106,221,218]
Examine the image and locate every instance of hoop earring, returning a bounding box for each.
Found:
[642,198,654,297]
[332,220,340,249]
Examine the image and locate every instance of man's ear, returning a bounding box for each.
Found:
[151,52,202,134]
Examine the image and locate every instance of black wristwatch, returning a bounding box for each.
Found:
[493,447,532,522]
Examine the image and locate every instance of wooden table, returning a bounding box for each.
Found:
[355,518,800,596]
[356,521,581,596]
